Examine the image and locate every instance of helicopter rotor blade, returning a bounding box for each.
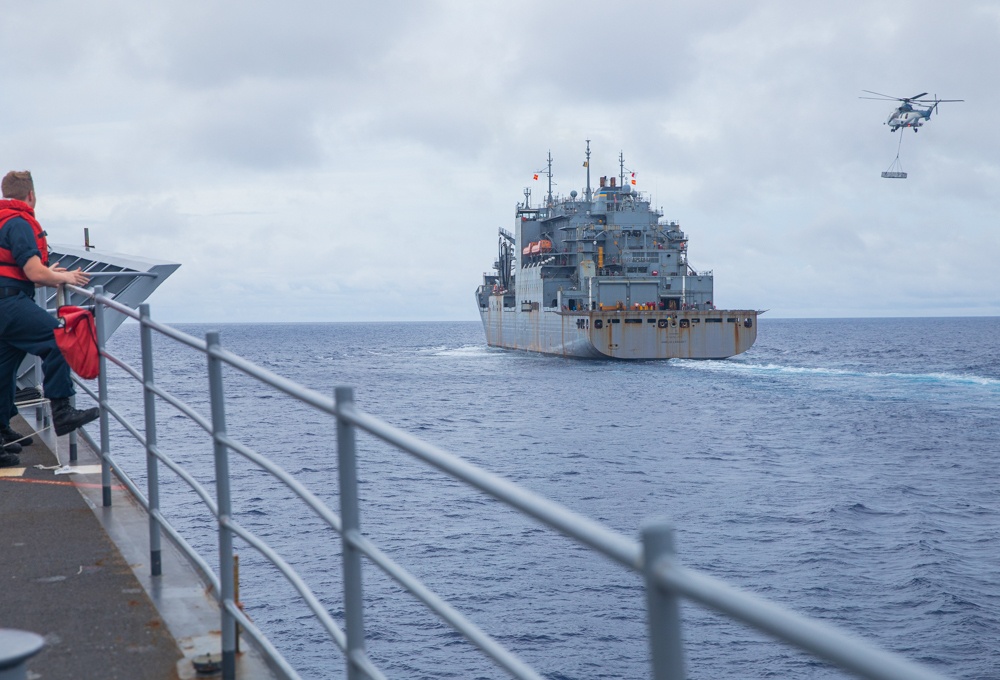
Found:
[860,90,902,100]
[909,92,929,101]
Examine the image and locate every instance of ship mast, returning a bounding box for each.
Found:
[584,139,592,202]
[618,151,635,190]
[546,150,554,206]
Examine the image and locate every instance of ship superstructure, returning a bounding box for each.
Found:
[476,143,758,359]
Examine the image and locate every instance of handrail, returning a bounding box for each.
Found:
[337,402,642,570]
[63,283,953,680]
[84,271,159,278]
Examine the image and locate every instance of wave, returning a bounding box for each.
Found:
[673,360,1000,388]
[428,344,496,357]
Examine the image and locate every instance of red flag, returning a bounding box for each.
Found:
[533,174,539,180]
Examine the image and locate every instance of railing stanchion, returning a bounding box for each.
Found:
[94,285,112,506]
[139,304,162,577]
[68,387,79,463]
[642,522,685,680]
[57,285,80,462]
[68,418,78,462]
[207,331,237,680]
[336,386,368,679]
[31,289,49,443]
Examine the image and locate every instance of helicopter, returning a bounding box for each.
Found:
[860,90,964,132]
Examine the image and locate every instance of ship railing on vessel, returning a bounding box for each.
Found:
[49,283,951,680]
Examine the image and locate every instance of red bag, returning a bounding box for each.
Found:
[53,306,100,379]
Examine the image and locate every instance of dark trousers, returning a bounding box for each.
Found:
[0,293,74,427]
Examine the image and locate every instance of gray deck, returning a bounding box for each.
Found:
[0,412,278,680]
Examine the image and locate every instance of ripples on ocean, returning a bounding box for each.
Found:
[102,317,1000,679]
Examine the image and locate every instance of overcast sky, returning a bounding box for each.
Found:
[3,1,997,322]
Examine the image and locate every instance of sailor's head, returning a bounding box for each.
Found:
[2,170,35,207]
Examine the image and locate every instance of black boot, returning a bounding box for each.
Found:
[1,432,21,454]
[51,398,100,437]
[1,424,32,447]
[0,449,19,468]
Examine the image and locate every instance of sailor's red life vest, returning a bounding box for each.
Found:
[0,199,49,282]
[53,306,100,379]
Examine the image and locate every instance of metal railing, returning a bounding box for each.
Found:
[62,284,951,680]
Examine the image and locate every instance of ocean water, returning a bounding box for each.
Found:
[100,317,1000,679]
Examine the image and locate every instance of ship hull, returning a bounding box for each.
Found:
[479,296,757,360]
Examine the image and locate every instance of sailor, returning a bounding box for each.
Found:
[0,171,99,466]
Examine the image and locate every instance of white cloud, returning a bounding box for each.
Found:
[1,0,997,321]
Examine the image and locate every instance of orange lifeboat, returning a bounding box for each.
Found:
[529,241,541,255]
[522,245,532,256]
[537,239,553,253]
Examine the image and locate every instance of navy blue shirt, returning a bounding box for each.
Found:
[0,216,41,295]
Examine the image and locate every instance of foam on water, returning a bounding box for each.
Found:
[426,344,495,358]
[676,359,1000,388]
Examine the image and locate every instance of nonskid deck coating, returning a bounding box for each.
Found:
[0,415,184,679]
[0,412,278,679]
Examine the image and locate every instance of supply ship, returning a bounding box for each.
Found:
[476,143,758,359]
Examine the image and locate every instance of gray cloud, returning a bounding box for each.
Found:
[1,0,996,321]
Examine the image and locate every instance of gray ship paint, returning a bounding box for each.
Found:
[477,144,758,359]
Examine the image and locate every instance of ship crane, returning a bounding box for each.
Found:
[495,229,515,291]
